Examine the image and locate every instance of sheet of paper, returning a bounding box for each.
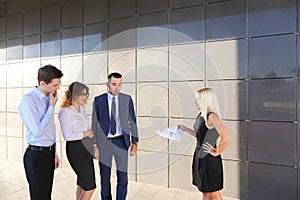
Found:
[156,126,183,142]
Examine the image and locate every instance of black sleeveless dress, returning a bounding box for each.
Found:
[192,112,223,192]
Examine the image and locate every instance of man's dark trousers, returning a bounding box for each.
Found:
[23,147,55,200]
[99,138,128,200]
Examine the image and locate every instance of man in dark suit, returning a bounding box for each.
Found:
[92,72,138,200]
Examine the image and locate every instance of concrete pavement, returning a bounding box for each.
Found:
[0,160,235,200]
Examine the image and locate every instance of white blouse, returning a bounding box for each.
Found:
[58,105,91,141]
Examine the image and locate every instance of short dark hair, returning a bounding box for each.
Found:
[38,65,63,84]
[108,72,122,82]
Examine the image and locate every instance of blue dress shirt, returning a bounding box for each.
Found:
[18,87,56,147]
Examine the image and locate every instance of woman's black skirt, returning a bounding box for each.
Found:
[66,140,96,191]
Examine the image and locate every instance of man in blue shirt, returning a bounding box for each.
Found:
[19,65,63,200]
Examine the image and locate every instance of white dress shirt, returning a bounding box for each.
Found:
[58,105,91,141]
[107,93,122,137]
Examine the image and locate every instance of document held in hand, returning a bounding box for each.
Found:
[156,126,183,142]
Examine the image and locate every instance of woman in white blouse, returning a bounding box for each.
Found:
[58,82,96,200]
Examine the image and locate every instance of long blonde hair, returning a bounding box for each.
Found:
[196,88,221,121]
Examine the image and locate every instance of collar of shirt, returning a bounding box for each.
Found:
[33,86,48,100]
[107,92,118,100]
[70,105,85,114]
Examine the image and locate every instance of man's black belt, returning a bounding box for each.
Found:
[28,144,55,151]
[107,135,124,141]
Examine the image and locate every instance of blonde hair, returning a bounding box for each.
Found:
[196,88,221,121]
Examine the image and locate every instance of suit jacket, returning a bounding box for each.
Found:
[92,93,139,149]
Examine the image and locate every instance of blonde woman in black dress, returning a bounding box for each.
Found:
[179,88,231,200]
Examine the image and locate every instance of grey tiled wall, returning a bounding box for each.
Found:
[0,0,299,199]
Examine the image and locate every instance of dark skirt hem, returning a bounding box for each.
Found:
[193,183,223,193]
[77,183,96,191]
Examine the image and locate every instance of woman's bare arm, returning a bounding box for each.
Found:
[178,124,196,137]
[203,113,231,156]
